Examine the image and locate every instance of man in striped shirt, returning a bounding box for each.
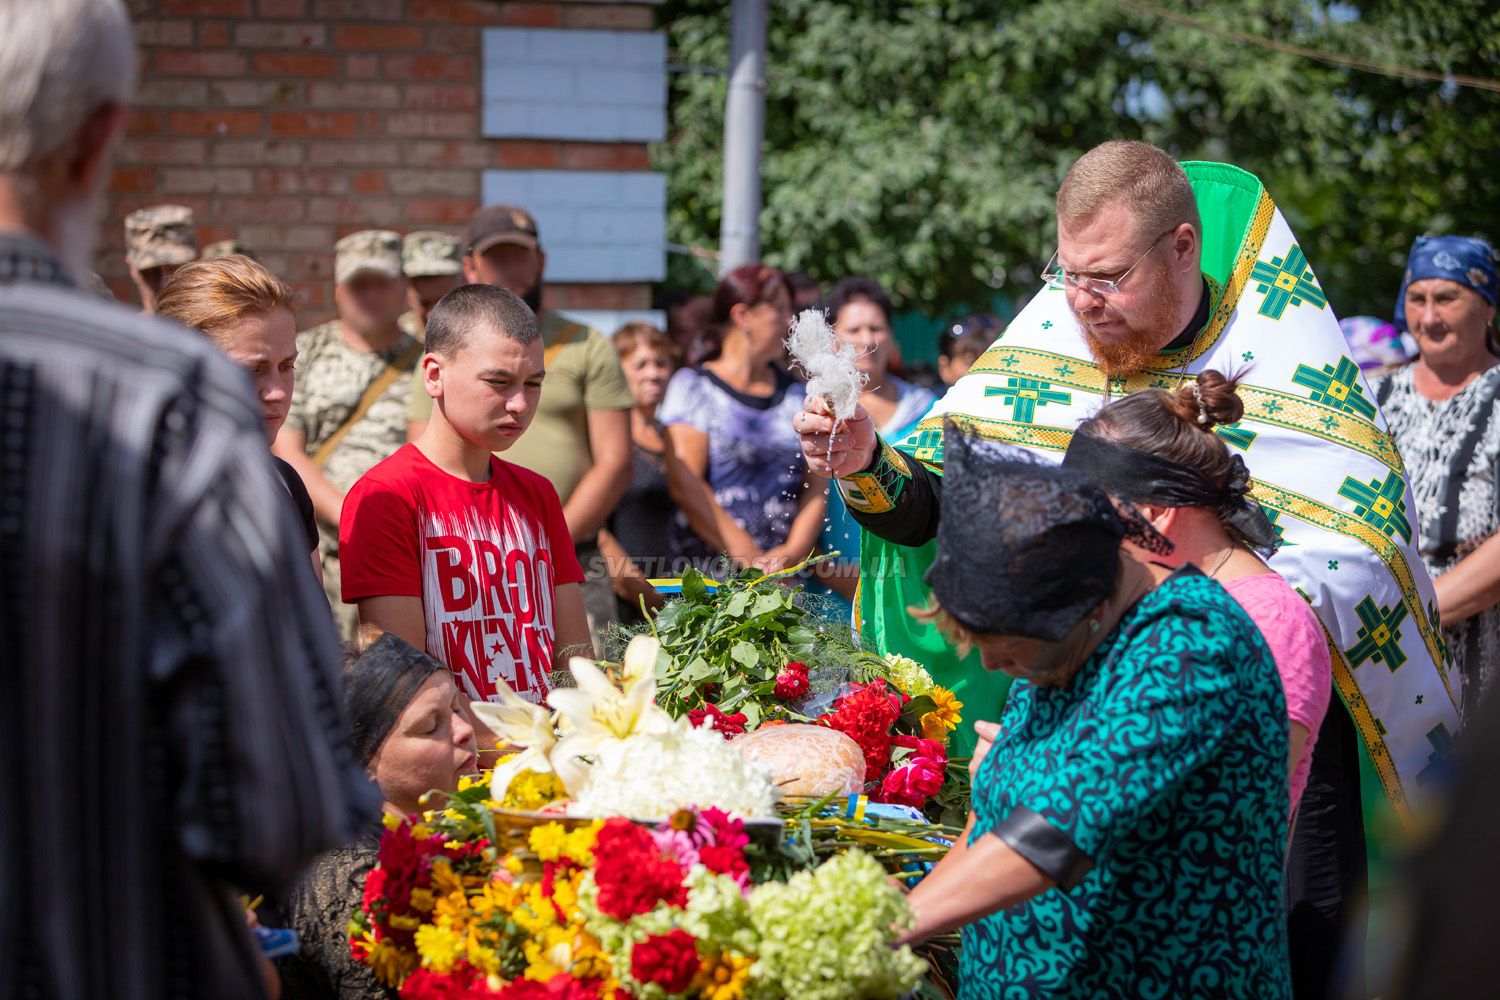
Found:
[0,3,379,998]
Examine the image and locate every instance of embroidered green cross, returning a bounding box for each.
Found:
[908,427,943,463]
[1251,244,1327,320]
[1291,356,1377,420]
[1215,422,1258,451]
[1339,470,1413,543]
[984,378,1071,424]
[1041,321,1053,330]
[997,352,1020,369]
[1344,595,1409,671]
[1053,363,1076,378]
[1263,399,1284,415]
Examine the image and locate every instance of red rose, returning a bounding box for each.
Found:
[773,661,810,700]
[688,703,747,737]
[879,754,946,808]
[629,929,701,994]
[878,735,948,808]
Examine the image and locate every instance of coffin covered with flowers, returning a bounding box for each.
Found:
[350,570,964,998]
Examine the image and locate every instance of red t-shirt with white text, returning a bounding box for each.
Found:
[339,444,584,704]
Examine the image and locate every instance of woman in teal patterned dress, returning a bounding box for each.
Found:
[901,426,1292,998]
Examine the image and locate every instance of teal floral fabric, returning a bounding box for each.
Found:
[960,569,1291,999]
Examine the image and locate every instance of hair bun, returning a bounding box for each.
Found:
[1171,369,1244,430]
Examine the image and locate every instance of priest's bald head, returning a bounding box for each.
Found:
[1051,141,1206,375]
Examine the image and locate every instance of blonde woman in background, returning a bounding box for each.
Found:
[157,256,321,582]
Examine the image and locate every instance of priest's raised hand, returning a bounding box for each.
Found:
[793,394,878,478]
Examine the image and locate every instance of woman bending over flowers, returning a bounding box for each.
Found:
[900,426,1292,999]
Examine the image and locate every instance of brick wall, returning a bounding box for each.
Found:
[104,0,660,323]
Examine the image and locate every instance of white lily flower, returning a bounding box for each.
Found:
[546,637,672,793]
[468,679,561,803]
[619,633,660,686]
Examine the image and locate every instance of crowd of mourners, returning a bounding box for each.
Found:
[6,2,1500,1000]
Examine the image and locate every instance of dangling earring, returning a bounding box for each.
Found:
[1088,618,1101,634]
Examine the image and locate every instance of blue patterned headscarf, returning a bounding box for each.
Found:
[1395,235,1498,332]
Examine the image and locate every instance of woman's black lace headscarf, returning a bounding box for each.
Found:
[925,421,1172,642]
[1062,431,1280,556]
[341,632,445,765]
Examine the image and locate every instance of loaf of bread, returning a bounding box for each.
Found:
[731,724,866,798]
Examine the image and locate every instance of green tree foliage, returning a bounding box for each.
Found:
[656,0,1500,320]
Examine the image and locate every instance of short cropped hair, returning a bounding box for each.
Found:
[1056,140,1200,243]
[155,255,296,350]
[0,0,135,173]
[425,283,539,356]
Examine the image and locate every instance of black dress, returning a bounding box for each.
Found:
[274,825,394,1000]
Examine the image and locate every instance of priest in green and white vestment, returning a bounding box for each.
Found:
[795,145,1458,832]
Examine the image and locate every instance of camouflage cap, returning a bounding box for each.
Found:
[402,230,463,278]
[124,204,197,270]
[335,229,403,284]
[465,204,539,257]
[201,239,256,261]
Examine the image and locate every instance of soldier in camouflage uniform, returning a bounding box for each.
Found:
[402,229,465,333]
[124,203,196,314]
[201,238,256,261]
[271,229,419,637]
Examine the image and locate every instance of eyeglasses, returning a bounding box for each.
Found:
[1041,227,1178,297]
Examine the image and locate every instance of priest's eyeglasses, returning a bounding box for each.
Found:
[1041,227,1177,296]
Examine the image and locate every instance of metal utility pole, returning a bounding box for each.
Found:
[717,0,766,275]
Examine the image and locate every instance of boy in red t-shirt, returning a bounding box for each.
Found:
[340,285,592,704]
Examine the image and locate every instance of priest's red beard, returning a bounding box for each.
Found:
[1074,260,1184,376]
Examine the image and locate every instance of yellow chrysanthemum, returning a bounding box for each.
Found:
[695,951,753,1000]
[458,771,489,793]
[366,937,417,985]
[503,769,567,810]
[414,924,464,974]
[502,854,525,876]
[528,822,569,862]
[919,686,963,740]
[381,812,403,831]
[433,887,471,926]
[408,888,436,914]
[431,858,464,896]
[522,926,577,981]
[562,823,601,864]
[410,823,434,840]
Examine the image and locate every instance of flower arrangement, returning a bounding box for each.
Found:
[470,636,777,823]
[351,780,929,1000]
[624,568,967,816]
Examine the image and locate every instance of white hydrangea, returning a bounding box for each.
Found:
[569,717,778,821]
